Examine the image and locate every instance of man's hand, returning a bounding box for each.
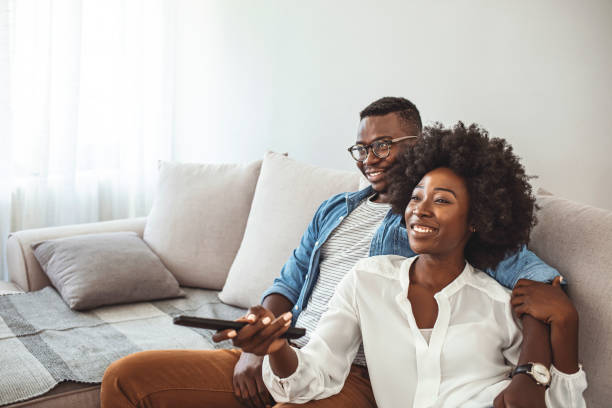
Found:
[493,374,546,408]
[511,277,578,326]
[232,352,274,408]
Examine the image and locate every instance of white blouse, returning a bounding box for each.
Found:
[263,255,587,408]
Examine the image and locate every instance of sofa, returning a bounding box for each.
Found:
[2,151,611,407]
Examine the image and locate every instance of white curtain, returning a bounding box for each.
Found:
[0,0,176,280]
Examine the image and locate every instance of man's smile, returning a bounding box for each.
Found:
[364,168,386,182]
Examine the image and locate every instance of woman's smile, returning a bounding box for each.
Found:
[410,223,438,235]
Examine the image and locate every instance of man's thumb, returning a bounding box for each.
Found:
[552,275,563,287]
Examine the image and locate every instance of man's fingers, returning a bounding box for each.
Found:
[513,279,534,288]
[511,284,532,298]
[255,372,273,406]
[512,303,528,318]
[510,295,525,307]
[552,275,562,287]
[244,376,265,408]
[233,380,250,407]
[237,382,254,408]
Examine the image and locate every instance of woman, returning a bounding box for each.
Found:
[216,123,587,407]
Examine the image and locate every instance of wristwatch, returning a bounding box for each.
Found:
[511,362,551,387]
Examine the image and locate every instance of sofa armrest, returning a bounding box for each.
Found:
[7,217,147,292]
[0,281,24,295]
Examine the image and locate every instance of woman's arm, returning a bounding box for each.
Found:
[510,276,587,408]
[262,269,363,403]
[511,276,579,372]
[214,269,363,403]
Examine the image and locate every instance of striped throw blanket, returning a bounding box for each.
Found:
[0,287,246,406]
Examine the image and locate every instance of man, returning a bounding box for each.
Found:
[101,97,555,408]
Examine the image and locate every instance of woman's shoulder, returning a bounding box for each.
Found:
[352,255,413,280]
[466,264,512,303]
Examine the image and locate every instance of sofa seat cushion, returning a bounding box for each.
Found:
[219,152,360,308]
[4,383,100,408]
[529,191,612,407]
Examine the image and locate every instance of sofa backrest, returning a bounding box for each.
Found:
[529,191,612,407]
[219,152,361,307]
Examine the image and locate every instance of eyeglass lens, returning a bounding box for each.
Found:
[351,142,390,161]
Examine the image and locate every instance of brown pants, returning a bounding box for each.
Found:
[100,349,376,408]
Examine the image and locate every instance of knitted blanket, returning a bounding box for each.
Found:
[0,287,245,406]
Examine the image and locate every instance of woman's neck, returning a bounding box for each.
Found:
[410,254,466,293]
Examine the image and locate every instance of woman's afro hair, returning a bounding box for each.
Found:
[387,122,537,271]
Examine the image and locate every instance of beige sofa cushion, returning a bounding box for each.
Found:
[219,152,360,308]
[143,160,262,290]
[529,192,612,407]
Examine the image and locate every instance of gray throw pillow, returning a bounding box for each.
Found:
[32,232,184,310]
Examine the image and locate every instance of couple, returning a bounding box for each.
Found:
[101,97,587,407]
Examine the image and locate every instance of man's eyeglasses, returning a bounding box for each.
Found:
[347,136,418,162]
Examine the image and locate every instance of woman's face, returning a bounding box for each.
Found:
[404,167,472,259]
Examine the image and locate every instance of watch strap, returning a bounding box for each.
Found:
[511,363,550,388]
[511,363,532,377]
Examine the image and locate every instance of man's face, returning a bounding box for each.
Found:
[356,112,419,200]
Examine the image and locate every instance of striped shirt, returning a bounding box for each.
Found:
[293,196,390,366]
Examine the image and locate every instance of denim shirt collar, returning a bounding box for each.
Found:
[345,185,375,213]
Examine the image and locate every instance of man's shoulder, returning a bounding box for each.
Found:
[315,187,373,216]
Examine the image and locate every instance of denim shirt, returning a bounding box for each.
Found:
[261,186,559,324]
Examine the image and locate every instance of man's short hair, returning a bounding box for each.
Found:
[360,97,422,133]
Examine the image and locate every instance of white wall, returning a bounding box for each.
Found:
[172,0,612,210]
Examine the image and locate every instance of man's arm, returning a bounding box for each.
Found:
[260,197,331,305]
[486,246,560,289]
[233,198,330,408]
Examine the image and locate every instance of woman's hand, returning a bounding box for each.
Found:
[511,276,578,326]
[212,305,293,356]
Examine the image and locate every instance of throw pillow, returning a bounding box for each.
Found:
[32,231,184,310]
[219,152,360,308]
[143,159,262,289]
[529,192,612,406]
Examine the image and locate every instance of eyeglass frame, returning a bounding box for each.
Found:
[347,135,419,162]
